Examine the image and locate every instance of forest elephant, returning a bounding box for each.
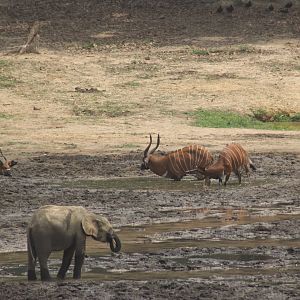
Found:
[27,205,121,281]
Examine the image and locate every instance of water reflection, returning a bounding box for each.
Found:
[0,209,299,281]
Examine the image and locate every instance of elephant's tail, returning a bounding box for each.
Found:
[27,227,38,280]
[27,227,36,264]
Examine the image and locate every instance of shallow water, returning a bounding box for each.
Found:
[61,176,274,191]
[1,209,299,281]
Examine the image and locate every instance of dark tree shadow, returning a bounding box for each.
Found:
[0,0,299,51]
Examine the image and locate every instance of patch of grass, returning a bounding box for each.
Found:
[191,109,257,128]
[0,60,10,68]
[107,62,159,75]
[73,101,133,118]
[120,81,141,88]
[205,73,239,80]
[0,113,12,120]
[139,73,155,80]
[0,73,17,89]
[192,45,256,57]
[118,143,138,149]
[159,109,180,117]
[189,109,300,131]
[192,49,210,56]
[291,113,300,122]
[251,108,300,123]
[82,41,100,50]
[238,45,253,53]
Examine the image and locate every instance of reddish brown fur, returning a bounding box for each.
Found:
[201,143,255,186]
[142,135,213,181]
[0,149,17,176]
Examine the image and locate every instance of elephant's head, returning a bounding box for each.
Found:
[82,214,121,253]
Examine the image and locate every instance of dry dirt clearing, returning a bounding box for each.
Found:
[0,0,299,155]
[0,0,300,299]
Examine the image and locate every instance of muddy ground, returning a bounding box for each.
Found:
[0,0,300,299]
[0,0,300,155]
[0,151,299,299]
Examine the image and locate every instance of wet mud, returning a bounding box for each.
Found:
[0,151,299,299]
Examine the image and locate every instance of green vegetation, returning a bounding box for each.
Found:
[252,108,300,123]
[0,74,17,88]
[107,61,159,75]
[119,81,141,88]
[192,49,209,56]
[0,60,10,68]
[0,60,17,89]
[82,41,99,50]
[238,45,254,53]
[0,113,12,119]
[73,100,132,118]
[205,73,239,80]
[192,45,256,57]
[189,109,300,131]
[0,59,17,89]
[118,143,138,149]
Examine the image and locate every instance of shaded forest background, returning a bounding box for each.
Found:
[1,0,299,51]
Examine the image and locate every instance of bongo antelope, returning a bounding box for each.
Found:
[141,134,213,181]
[199,143,256,186]
[0,149,17,176]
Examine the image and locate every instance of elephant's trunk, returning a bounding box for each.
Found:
[107,233,121,253]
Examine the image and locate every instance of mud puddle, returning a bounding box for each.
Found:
[61,177,275,191]
[0,248,297,281]
[0,152,299,298]
[1,210,299,281]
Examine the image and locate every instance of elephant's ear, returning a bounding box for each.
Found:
[82,214,98,239]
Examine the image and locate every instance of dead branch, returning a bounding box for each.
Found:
[19,21,40,54]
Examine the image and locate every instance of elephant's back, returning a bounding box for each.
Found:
[29,205,86,232]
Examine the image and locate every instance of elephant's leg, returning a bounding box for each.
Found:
[36,243,51,281]
[38,253,51,281]
[73,250,85,279]
[57,245,75,280]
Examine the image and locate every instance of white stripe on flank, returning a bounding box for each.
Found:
[198,147,205,168]
[225,147,237,170]
[169,152,181,176]
[234,144,244,166]
[181,148,189,171]
[177,150,185,173]
[195,145,199,167]
[236,144,247,165]
[189,146,197,170]
[220,150,232,167]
